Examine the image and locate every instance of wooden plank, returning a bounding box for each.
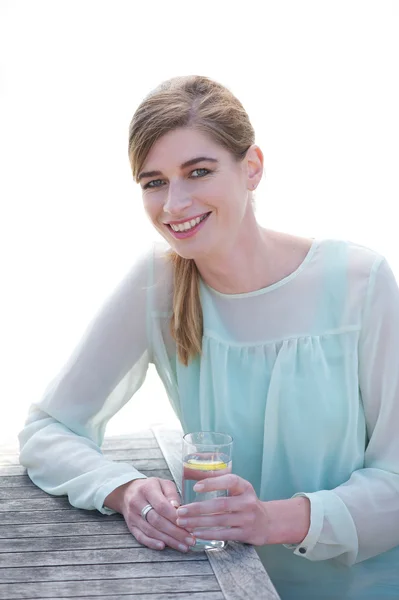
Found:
[152,426,183,493]
[153,426,281,600]
[30,595,225,600]
[0,534,141,552]
[103,448,163,460]
[0,575,220,599]
[0,475,34,488]
[0,509,123,525]
[0,429,223,600]
[0,457,168,477]
[208,541,280,600]
[0,497,74,512]
[0,560,213,582]
[102,430,155,443]
[0,520,130,539]
[0,486,47,499]
[0,546,207,567]
[0,469,172,497]
[101,436,159,450]
[32,594,225,600]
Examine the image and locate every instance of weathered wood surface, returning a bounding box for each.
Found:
[0,428,280,600]
[0,469,172,494]
[154,425,281,600]
[0,579,223,600]
[0,431,222,600]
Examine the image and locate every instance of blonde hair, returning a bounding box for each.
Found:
[128,75,255,365]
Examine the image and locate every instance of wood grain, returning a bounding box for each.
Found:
[0,576,221,599]
[0,431,224,600]
[25,595,225,600]
[1,533,195,553]
[0,520,130,539]
[0,546,207,567]
[0,508,123,525]
[0,469,172,497]
[0,560,213,583]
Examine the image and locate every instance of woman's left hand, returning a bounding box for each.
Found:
[176,473,269,546]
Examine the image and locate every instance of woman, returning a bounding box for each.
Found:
[19,75,399,599]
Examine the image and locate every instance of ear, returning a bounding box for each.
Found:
[245,145,264,191]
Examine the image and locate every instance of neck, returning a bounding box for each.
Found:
[195,222,272,295]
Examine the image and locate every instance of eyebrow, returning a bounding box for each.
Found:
[138,156,219,181]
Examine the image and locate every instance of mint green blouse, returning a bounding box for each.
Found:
[19,238,399,599]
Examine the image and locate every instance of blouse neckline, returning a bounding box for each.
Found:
[200,238,322,299]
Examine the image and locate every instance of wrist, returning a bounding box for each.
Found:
[262,496,311,545]
[103,481,133,514]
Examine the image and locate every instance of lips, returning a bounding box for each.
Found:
[165,212,210,229]
[166,212,211,239]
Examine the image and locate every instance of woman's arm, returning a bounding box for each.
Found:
[19,248,153,514]
[284,256,399,564]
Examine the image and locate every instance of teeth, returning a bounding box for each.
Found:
[170,214,208,232]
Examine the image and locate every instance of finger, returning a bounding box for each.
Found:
[177,495,244,517]
[145,482,181,523]
[192,526,242,542]
[177,511,244,530]
[159,478,181,508]
[145,508,197,547]
[133,516,196,553]
[193,474,248,495]
[130,525,165,550]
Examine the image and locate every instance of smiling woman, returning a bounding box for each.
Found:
[18,75,399,600]
[129,79,264,365]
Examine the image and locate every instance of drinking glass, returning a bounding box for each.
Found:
[182,431,233,551]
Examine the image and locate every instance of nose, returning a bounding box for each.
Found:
[163,180,192,216]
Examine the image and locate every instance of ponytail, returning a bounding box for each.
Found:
[169,252,203,366]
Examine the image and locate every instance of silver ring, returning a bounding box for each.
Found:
[141,503,154,522]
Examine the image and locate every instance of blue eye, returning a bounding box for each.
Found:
[142,168,210,189]
[191,168,210,177]
[143,179,165,189]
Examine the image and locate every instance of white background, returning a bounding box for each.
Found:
[1,0,398,443]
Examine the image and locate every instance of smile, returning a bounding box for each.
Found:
[169,213,209,232]
[166,212,211,239]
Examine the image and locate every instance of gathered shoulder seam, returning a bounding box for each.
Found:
[202,325,361,348]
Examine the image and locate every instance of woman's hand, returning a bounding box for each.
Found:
[104,478,197,552]
[175,474,310,546]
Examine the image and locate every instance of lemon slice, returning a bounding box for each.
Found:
[184,458,227,471]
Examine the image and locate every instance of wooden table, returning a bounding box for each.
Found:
[0,426,280,600]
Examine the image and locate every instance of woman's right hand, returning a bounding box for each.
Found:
[104,478,197,553]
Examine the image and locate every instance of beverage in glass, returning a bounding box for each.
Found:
[182,431,233,551]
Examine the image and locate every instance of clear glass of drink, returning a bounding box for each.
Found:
[182,431,233,551]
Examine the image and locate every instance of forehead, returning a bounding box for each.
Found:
[142,127,228,170]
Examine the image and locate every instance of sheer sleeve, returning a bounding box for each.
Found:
[18,248,155,514]
[288,256,399,564]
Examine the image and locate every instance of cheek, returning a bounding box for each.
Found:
[142,194,163,222]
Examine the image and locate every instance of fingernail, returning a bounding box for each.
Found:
[178,544,188,552]
[192,531,202,537]
[177,518,187,526]
[194,483,204,491]
[170,500,180,508]
[177,507,187,516]
[186,537,196,546]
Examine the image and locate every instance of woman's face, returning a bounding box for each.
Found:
[139,127,262,260]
